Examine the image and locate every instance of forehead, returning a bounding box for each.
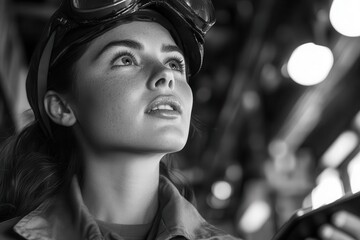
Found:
[89,21,177,49]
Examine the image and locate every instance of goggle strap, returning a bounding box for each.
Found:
[37,31,56,139]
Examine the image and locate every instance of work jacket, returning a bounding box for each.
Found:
[0,176,239,240]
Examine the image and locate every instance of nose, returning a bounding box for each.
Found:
[147,64,175,91]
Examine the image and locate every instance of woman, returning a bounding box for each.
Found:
[0,0,235,239]
[0,0,359,240]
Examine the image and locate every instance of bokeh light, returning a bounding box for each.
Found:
[238,201,271,233]
[311,168,344,209]
[347,151,360,193]
[211,181,233,200]
[287,43,334,86]
[321,131,358,168]
[330,0,360,37]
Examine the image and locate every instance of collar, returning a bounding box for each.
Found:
[13,176,230,240]
[156,177,228,240]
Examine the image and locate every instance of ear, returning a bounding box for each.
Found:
[44,90,76,127]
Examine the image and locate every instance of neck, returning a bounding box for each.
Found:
[80,151,163,225]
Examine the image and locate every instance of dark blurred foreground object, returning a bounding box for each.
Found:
[272,191,360,240]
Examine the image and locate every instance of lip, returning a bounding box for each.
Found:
[145,95,183,116]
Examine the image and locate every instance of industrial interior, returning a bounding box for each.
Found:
[1,0,360,239]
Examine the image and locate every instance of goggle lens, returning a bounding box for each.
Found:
[72,0,136,10]
[181,0,215,24]
[71,0,215,33]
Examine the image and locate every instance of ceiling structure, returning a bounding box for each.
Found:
[194,0,360,170]
[4,0,360,237]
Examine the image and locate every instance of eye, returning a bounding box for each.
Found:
[118,56,133,66]
[111,51,137,67]
[166,57,185,73]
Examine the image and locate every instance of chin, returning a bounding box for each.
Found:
[150,128,189,152]
[145,137,188,154]
[161,142,187,153]
[166,144,186,153]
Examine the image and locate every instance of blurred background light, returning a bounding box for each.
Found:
[321,131,358,168]
[243,91,260,111]
[238,200,271,233]
[330,0,360,37]
[261,63,281,92]
[207,195,230,209]
[225,164,243,182]
[196,86,212,103]
[311,168,344,209]
[287,43,334,86]
[280,63,290,79]
[268,139,288,159]
[211,180,233,200]
[347,151,360,193]
[354,111,360,131]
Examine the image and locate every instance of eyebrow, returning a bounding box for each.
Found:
[93,39,144,61]
[93,40,184,61]
[161,44,184,57]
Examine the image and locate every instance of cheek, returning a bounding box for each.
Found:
[179,81,193,116]
[71,79,141,146]
[72,73,126,123]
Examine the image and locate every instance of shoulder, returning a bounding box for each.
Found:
[198,222,242,240]
[0,217,24,240]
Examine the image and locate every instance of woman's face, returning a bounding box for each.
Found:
[70,21,193,154]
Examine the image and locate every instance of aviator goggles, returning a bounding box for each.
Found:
[27,0,216,138]
[70,0,215,37]
[49,0,216,72]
